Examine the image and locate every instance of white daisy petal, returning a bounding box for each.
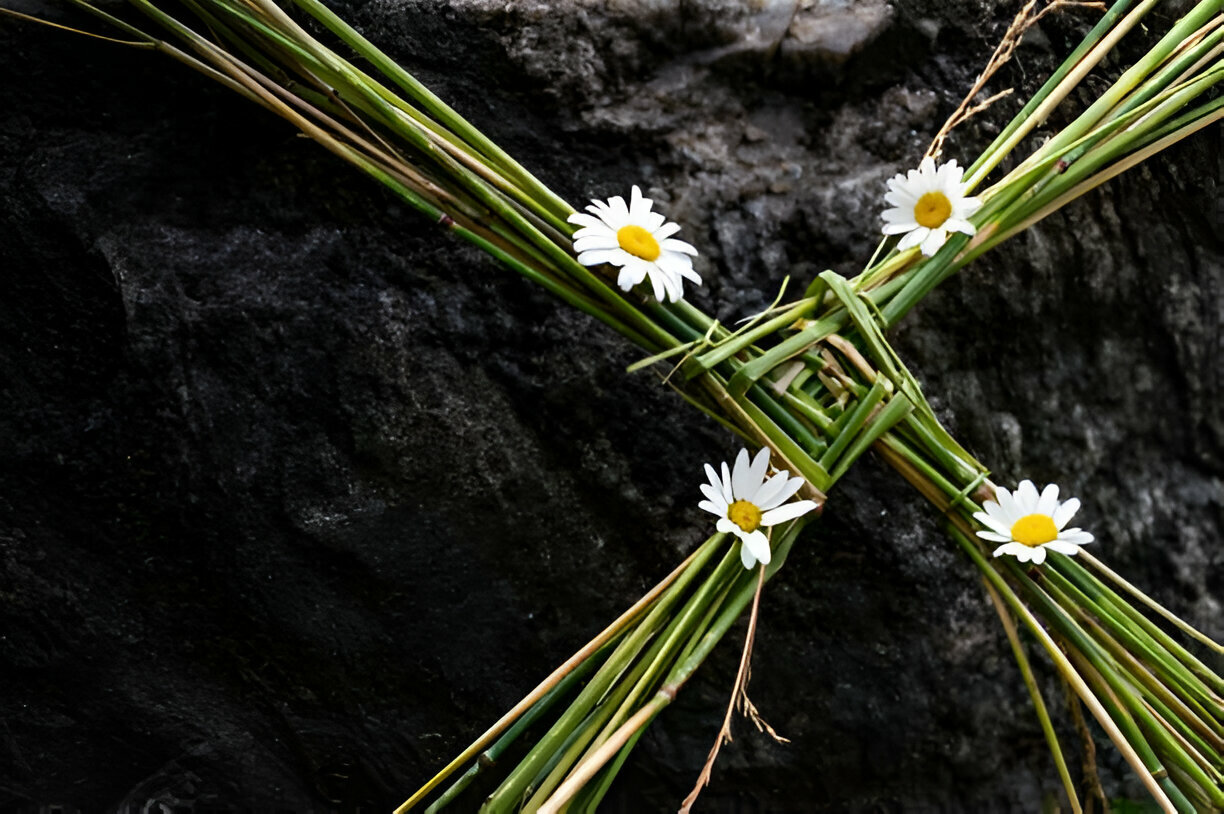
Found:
[760,500,818,526]
[747,448,771,496]
[731,449,754,499]
[676,265,702,285]
[616,264,647,291]
[1043,541,1083,557]
[897,227,928,252]
[993,542,1029,561]
[568,186,701,301]
[608,194,629,221]
[946,161,965,186]
[884,189,917,209]
[993,487,1020,524]
[1016,480,1040,510]
[629,185,651,219]
[652,222,682,240]
[955,196,983,217]
[979,499,1005,522]
[882,222,918,236]
[578,248,629,267]
[761,476,807,511]
[740,542,758,569]
[880,157,983,253]
[979,481,1094,568]
[661,238,699,256]
[754,472,794,510]
[1053,497,1081,529]
[663,270,684,303]
[973,512,1013,538]
[649,266,667,302]
[1037,483,1059,517]
[943,218,976,236]
[573,234,622,252]
[744,530,771,566]
[655,252,694,277]
[698,450,814,552]
[920,227,947,256]
[699,481,728,511]
[567,212,607,230]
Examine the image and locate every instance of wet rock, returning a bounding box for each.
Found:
[0,0,1220,811]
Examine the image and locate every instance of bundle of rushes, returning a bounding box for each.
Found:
[19,0,1224,809]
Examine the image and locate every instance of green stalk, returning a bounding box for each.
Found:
[478,538,729,811]
[423,635,619,813]
[287,0,575,220]
[521,549,745,808]
[950,528,1181,813]
[534,521,808,814]
[982,577,1083,814]
[963,0,1150,188]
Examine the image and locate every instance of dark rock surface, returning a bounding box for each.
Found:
[0,0,1220,811]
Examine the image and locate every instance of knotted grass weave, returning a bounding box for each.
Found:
[9,0,1223,809]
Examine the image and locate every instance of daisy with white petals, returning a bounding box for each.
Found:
[975,480,1094,565]
[881,157,982,257]
[698,448,820,569]
[568,185,701,303]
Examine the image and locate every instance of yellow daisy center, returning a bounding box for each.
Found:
[913,191,952,229]
[616,224,661,261]
[728,500,763,533]
[1010,514,1058,547]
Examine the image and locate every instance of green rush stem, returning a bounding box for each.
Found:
[1037,569,1223,762]
[422,635,620,814]
[524,546,745,809]
[567,724,648,812]
[287,22,662,342]
[477,536,728,812]
[1008,563,1224,808]
[169,0,674,350]
[37,1,1224,806]
[396,534,725,813]
[287,0,575,221]
[1060,641,1201,814]
[963,0,1150,189]
[994,65,1224,236]
[949,528,1181,814]
[1059,560,1224,701]
[1017,0,1222,174]
[962,96,1224,266]
[1041,565,1224,736]
[63,0,265,102]
[981,577,1083,814]
[200,0,564,237]
[1079,550,1224,659]
[536,521,808,814]
[219,0,574,236]
[514,615,680,812]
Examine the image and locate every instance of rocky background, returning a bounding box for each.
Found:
[1,0,1221,811]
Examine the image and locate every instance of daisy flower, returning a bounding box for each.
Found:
[974,480,1094,565]
[567,185,701,303]
[698,448,820,569]
[881,157,982,257]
